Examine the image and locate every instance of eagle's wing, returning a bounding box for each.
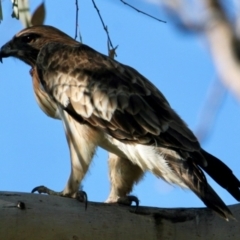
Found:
[36,42,202,159]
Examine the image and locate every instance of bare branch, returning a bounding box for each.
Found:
[160,0,240,99]
[1,192,240,240]
[75,0,79,40]
[91,0,117,57]
[11,0,31,27]
[234,0,240,35]
[195,78,226,143]
[11,0,19,19]
[120,0,166,23]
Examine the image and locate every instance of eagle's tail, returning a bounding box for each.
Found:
[193,182,234,220]
[171,156,234,220]
[200,149,240,201]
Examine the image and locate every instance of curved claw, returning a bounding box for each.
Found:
[127,195,139,212]
[76,191,88,210]
[31,185,46,194]
[31,186,88,210]
[32,186,88,210]
[117,195,139,212]
[31,185,62,196]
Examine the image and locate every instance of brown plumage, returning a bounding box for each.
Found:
[0,25,239,220]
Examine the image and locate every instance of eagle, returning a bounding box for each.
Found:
[0,25,239,220]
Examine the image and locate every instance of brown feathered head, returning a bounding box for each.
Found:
[0,25,78,66]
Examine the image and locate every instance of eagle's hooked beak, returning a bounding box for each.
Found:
[0,41,17,63]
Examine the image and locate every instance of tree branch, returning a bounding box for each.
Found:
[91,0,117,57]
[75,0,79,40]
[0,191,239,240]
[120,0,166,23]
[160,0,240,100]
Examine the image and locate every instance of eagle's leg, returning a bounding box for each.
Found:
[105,153,144,208]
[31,120,96,209]
[31,160,88,200]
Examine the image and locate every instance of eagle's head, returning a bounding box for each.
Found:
[0,25,77,66]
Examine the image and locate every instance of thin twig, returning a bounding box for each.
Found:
[75,0,79,40]
[79,31,83,43]
[108,41,118,59]
[0,0,3,22]
[91,0,116,56]
[120,0,166,23]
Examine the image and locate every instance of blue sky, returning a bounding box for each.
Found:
[0,0,239,210]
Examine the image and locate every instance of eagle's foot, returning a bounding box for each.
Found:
[31,185,88,209]
[117,195,139,211]
[31,185,63,196]
[76,190,88,210]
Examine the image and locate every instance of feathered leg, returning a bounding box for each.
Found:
[105,153,144,207]
[32,109,98,207]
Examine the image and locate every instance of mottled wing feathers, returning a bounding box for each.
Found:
[36,42,200,153]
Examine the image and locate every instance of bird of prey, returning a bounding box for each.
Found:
[0,25,239,220]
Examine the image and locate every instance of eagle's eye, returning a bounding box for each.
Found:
[21,34,39,44]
